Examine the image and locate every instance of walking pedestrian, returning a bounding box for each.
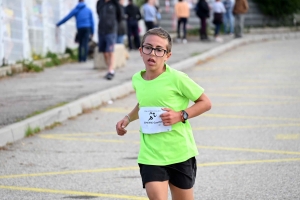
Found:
[56,0,94,63]
[195,0,210,41]
[223,0,234,35]
[175,0,190,44]
[212,0,226,42]
[142,0,157,31]
[116,0,127,44]
[125,0,142,50]
[116,27,212,200]
[96,0,122,80]
[233,0,248,38]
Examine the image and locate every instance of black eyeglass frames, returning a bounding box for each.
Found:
[142,45,167,57]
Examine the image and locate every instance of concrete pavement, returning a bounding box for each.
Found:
[1,31,300,147]
[0,37,300,199]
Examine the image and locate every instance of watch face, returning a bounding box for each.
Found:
[183,111,188,120]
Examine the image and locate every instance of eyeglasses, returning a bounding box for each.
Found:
[142,45,167,57]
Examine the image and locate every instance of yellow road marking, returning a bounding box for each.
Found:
[192,67,234,71]
[100,107,300,122]
[213,85,300,90]
[1,158,300,180]
[0,185,147,200]
[208,93,299,99]
[39,124,300,139]
[199,158,300,166]
[276,134,300,140]
[193,124,300,130]
[39,133,300,155]
[213,101,300,106]
[39,135,140,144]
[39,130,140,137]
[0,166,139,179]
[39,135,126,143]
[203,114,300,121]
[197,146,300,155]
[192,77,300,85]
[100,108,132,112]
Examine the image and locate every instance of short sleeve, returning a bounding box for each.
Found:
[176,72,204,102]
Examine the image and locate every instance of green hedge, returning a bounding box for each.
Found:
[135,0,145,7]
[253,0,300,20]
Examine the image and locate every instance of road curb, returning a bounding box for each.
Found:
[1,31,300,147]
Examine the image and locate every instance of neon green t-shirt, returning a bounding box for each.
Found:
[132,64,204,165]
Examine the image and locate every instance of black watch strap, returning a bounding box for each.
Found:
[181,110,188,123]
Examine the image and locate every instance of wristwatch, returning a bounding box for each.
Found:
[181,110,188,123]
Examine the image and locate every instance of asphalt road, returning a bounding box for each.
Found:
[0,39,300,200]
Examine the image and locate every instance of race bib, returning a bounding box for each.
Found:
[138,107,172,134]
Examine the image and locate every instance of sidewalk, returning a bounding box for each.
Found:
[1,31,300,147]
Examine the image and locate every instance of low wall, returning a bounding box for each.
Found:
[94,44,129,70]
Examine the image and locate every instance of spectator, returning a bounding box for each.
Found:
[175,0,190,44]
[233,0,249,38]
[125,0,142,50]
[97,0,121,80]
[154,5,162,27]
[212,0,226,42]
[195,0,210,41]
[56,0,94,63]
[223,0,234,35]
[116,0,127,44]
[142,0,157,31]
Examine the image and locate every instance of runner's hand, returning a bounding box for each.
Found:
[116,117,130,136]
[160,108,181,126]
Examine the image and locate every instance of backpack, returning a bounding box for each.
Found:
[194,3,201,18]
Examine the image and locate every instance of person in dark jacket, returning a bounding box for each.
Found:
[56,0,94,62]
[97,0,121,80]
[125,0,142,50]
[116,0,127,44]
[195,0,210,41]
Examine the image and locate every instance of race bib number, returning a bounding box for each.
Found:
[139,107,172,134]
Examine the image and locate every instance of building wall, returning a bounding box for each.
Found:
[0,0,98,64]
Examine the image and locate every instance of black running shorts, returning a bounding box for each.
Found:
[138,157,197,189]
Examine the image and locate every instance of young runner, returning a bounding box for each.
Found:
[116,27,212,200]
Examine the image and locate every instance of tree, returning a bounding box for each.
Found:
[253,0,300,21]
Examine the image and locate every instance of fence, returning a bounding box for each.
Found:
[0,0,98,65]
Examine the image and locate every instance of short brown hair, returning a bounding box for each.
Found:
[140,28,172,53]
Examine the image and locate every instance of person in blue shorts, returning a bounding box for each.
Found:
[96,0,121,80]
[116,27,212,200]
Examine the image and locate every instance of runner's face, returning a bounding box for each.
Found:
[139,35,171,73]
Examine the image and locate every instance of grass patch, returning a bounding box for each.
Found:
[25,126,41,137]
[46,51,61,66]
[43,61,55,68]
[65,47,78,61]
[23,61,44,72]
[191,52,201,57]
[45,122,62,130]
[187,28,199,36]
